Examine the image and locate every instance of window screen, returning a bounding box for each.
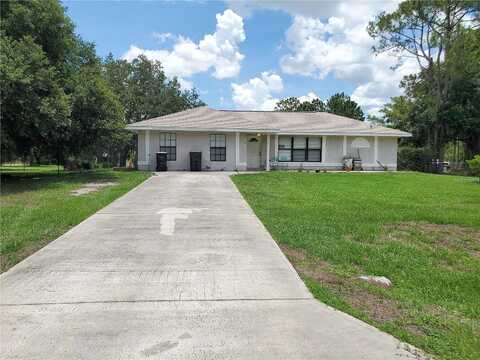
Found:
[159,133,176,161]
[277,136,322,162]
[210,134,226,161]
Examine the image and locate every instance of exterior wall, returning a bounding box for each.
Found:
[272,135,398,171]
[137,131,146,163]
[239,133,248,169]
[135,130,399,171]
[377,137,398,170]
[137,131,243,171]
[325,136,343,164]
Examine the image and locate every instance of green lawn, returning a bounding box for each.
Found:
[232,172,480,360]
[0,164,65,176]
[1,167,151,272]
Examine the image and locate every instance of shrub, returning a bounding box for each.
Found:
[466,154,480,182]
[398,146,432,172]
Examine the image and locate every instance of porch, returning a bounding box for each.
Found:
[136,130,397,172]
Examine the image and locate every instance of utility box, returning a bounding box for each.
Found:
[156,152,167,171]
[190,152,202,171]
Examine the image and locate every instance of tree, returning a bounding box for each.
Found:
[366,114,386,125]
[275,93,363,120]
[0,35,70,161]
[466,154,480,182]
[326,92,365,121]
[275,97,302,111]
[442,27,480,158]
[103,54,205,166]
[275,97,326,112]
[381,96,413,130]
[1,0,76,70]
[368,0,479,159]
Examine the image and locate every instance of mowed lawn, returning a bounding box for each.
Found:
[232,172,480,360]
[1,167,151,272]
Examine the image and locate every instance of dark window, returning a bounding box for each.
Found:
[159,133,176,161]
[210,134,226,161]
[278,136,322,162]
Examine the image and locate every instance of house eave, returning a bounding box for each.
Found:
[127,126,411,138]
[125,126,280,134]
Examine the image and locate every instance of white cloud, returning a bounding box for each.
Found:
[177,77,193,90]
[298,92,319,103]
[231,72,283,110]
[228,1,398,25]
[229,1,414,114]
[265,1,418,114]
[122,9,245,82]
[351,55,418,115]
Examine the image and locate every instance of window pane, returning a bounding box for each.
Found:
[210,135,226,161]
[308,149,321,162]
[309,137,321,149]
[293,136,306,149]
[210,148,226,161]
[292,149,306,162]
[278,136,291,149]
[160,133,176,147]
[278,150,291,161]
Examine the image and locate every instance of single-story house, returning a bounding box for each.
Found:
[126,106,411,171]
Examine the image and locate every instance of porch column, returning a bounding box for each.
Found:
[235,132,240,170]
[145,130,150,169]
[274,134,279,161]
[266,134,270,171]
[321,136,327,162]
[374,136,379,164]
[343,136,347,156]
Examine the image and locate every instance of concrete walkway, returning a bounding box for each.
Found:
[1,173,423,359]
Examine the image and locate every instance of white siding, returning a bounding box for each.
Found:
[137,132,146,163]
[138,131,239,171]
[325,136,343,164]
[378,137,398,169]
[136,131,400,171]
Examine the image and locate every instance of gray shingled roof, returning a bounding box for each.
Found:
[126,107,411,137]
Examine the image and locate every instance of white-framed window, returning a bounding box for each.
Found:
[278,136,322,162]
[159,133,176,161]
[210,134,226,161]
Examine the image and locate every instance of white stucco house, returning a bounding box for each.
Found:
[126,107,411,171]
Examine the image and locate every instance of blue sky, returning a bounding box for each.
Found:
[64,1,415,114]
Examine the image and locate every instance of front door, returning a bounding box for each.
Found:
[247,136,261,169]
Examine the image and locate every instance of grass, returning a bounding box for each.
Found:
[1,167,151,272]
[232,171,480,360]
[0,164,65,176]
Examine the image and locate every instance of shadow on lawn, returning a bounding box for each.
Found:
[0,170,120,196]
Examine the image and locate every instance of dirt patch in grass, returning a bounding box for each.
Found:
[280,244,404,324]
[70,182,118,196]
[380,222,480,258]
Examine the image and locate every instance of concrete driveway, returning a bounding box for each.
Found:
[0,172,422,359]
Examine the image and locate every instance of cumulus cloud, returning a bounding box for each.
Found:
[351,55,418,115]
[231,72,283,110]
[122,9,245,83]
[298,92,319,103]
[229,1,414,114]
